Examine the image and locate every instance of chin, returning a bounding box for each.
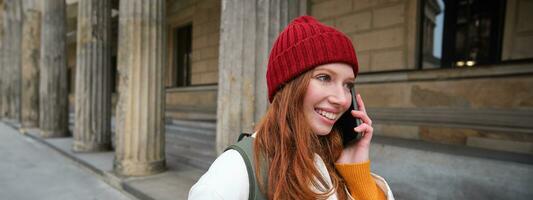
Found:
[312,126,333,136]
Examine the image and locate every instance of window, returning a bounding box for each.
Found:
[173,24,192,87]
[420,0,507,68]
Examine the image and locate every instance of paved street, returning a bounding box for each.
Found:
[0,122,131,200]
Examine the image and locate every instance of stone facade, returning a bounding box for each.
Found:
[166,0,220,87]
[2,0,23,120]
[0,0,532,198]
[311,0,418,72]
[163,0,220,123]
[216,0,307,152]
[307,0,533,155]
[355,63,533,154]
[162,0,221,164]
[0,1,7,118]
[73,0,112,152]
[6,0,529,156]
[20,0,41,131]
[114,0,167,176]
[502,0,533,60]
[39,0,69,138]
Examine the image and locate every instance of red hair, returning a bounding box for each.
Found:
[254,71,348,200]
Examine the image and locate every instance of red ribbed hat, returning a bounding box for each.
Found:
[267,15,359,102]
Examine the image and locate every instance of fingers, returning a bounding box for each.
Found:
[351,110,372,126]
[353,123,373,141]
[354,122,373,132]
[350,95,374,141]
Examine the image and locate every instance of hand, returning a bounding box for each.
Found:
[336,94,374,164]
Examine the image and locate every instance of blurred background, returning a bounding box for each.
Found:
[1,0,532,199]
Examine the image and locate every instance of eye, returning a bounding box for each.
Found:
[315,74,331,82]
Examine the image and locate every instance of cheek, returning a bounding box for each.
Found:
[303,83,321,105]
[343,93,352,110]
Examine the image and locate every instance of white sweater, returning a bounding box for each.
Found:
[188,150,394,200]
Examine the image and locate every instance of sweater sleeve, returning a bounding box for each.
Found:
[335,161,386,200]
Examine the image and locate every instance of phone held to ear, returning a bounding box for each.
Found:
[336,87,363,147]
[351,87,363,128]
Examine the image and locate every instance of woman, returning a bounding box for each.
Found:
[189,16,394,200]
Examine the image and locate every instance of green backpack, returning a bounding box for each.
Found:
[225,133,268,200]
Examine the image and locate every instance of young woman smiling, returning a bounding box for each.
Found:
[189,16,394,200]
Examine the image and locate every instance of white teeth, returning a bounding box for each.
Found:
[316,109,337,120]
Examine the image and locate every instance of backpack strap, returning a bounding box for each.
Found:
[225,134,267,200]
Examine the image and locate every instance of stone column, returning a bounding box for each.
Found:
[114,0,166,176]
[73,0,112,152]
[0,5,6,119]
[216,0,307,153]
[2,0,23,121]
[20,0,41,131]
[39,0,69,137]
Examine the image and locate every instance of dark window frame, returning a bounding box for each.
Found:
[348,0,533,161]
[416,0,533,70]
[171,23,193,88]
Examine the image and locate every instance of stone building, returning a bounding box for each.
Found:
[1,0,532,199]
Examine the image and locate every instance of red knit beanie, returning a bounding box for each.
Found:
[266,15,359,102]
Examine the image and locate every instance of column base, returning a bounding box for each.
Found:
[19,128,28,135]
[113,158,166,176]
[40,129,70,138]
[20,121,38,129]
[19,123,38,135]
[72,140,112,152]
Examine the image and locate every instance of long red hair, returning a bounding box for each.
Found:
[254,71,348,200]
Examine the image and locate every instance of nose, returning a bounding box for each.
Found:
[327,85,350,108]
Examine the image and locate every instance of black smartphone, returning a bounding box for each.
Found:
[336,87,362,147]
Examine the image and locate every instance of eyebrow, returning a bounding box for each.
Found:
[314,68,355,80]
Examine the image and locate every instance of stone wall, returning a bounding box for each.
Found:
[360,75,533,109]
[164,0,220,114]
[166,0,220,87]
[502,0,533,60]
[310,0,418,72]
[310,0,533,155]
[0,1,5,118]
[65,2,118,114]
[357,64,533,154]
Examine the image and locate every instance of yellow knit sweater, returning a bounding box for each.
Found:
[335,161,387,200]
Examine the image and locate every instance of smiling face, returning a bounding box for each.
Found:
[303,63,355,135]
